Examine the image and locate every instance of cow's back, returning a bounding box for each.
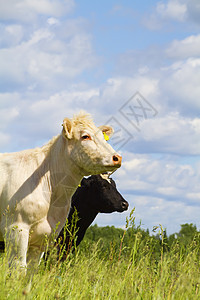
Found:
[0,149,42,200]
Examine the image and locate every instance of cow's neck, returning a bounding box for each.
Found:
[45,135,83,207]
[68,205,98,246]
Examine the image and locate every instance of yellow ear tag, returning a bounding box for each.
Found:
[78,184,81,187]
[103,132,109,141]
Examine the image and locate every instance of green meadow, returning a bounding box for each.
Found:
[0,210,200,299]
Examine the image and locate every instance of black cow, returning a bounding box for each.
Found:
[56,174,128,260]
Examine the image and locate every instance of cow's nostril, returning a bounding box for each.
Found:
[112,154,122,166]
[121,201,129,210]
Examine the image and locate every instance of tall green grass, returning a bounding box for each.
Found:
[0,211,200,299]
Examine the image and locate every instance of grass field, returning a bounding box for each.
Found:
[0,212,200,299]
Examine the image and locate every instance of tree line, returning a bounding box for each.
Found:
[78,214,200,262]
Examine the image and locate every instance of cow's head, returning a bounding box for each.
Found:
[76,174,129,213]
[62,111,122,175]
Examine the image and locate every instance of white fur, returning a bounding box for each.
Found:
[100,173,111,184]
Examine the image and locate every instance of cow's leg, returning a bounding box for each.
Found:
[5,224,29,273]
[23,246,44,292]
[27,246,44,269]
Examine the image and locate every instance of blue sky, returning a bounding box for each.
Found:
[0,0,200,235]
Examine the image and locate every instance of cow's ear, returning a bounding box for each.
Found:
[98,125,114,139]
[62,118,73,139]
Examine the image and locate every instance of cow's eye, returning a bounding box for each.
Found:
[81,134,91,140]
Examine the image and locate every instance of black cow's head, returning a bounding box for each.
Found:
[75,174,129,213]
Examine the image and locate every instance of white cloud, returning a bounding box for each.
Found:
[184,0,200,25]
[156,0,187,22]
[161,58,200,113]
[0,24,24,47]
[114,152,199,201]
[97,75,160,118]
[106,76,158,99]
[0,18,97,92]
[143,0,187,30]
[29,88,100,132]
[47,17,60,26]
[156,186,182,197]
[166,34,200,59]
[135,113,200,155]
[0,0,75,22]
[191,118,200,132]
[186,192,200,202]
[0,87,102,151]
[144,0,200,30]
[1,68,199,156]
[115,41,200,119]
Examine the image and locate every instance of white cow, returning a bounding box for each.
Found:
[0,111,122,271]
